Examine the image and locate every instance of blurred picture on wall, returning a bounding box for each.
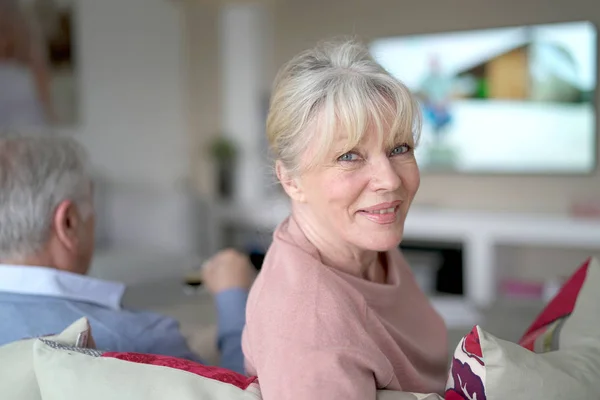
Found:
[0,0,77,129]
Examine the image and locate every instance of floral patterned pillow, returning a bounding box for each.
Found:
[444,327,486,400]
[445,257,600,400]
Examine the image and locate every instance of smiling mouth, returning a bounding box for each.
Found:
[362,207,397,215]
[358,200,403,214]
[357,203,402,225]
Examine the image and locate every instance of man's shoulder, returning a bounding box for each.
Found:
[0,291,178,338]
[96,306,180,336]
[128,308,180,327]
[0,292,190,356]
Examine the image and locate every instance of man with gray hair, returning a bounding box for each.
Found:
[0,135,254,374]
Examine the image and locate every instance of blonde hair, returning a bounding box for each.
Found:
[266,38,421,175]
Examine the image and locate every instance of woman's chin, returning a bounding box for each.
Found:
[359,230,404,252]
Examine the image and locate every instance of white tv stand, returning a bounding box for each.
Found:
[208,197,600,309]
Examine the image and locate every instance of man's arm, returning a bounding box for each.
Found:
[214,288,248,374]
[136,297,248,374]
[202,249,256,374]
[137,315,203,362]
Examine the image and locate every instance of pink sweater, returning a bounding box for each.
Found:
[242,217,448,399]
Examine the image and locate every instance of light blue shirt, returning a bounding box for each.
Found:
[0,265,247,374]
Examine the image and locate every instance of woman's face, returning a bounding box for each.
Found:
[294,116,420,253]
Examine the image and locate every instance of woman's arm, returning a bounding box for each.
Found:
[213,288,248,374]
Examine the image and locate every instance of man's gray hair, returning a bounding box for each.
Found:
[0,135,93,260]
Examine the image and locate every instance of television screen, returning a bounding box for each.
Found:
[370,21,597,174]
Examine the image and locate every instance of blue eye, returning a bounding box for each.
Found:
[390,144,411,156]
[337,152,360,162]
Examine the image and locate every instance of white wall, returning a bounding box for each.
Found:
[219,4,273,203]
[58,0,200,257]
[183,1,220,196]
[62,0,188,187]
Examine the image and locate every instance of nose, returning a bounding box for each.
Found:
[369,156,402,192]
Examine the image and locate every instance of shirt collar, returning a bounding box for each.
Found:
[0,264,126,310]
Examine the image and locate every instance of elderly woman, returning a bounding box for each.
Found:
[241,39,448,399]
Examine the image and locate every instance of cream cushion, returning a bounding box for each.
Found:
[0,317,93,400]
[32,338,262,400]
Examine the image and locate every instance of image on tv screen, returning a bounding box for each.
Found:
[370,21,597,174]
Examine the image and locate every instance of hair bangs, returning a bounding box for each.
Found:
[386,82,422,149]
[308,77,421,169]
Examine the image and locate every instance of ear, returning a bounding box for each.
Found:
[276,160,306,203]
[53,200,81,252]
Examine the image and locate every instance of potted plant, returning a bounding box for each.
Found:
[207,135,237,200]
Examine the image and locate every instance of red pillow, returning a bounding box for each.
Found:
[103,352,257,390]
[518,257,591,351]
